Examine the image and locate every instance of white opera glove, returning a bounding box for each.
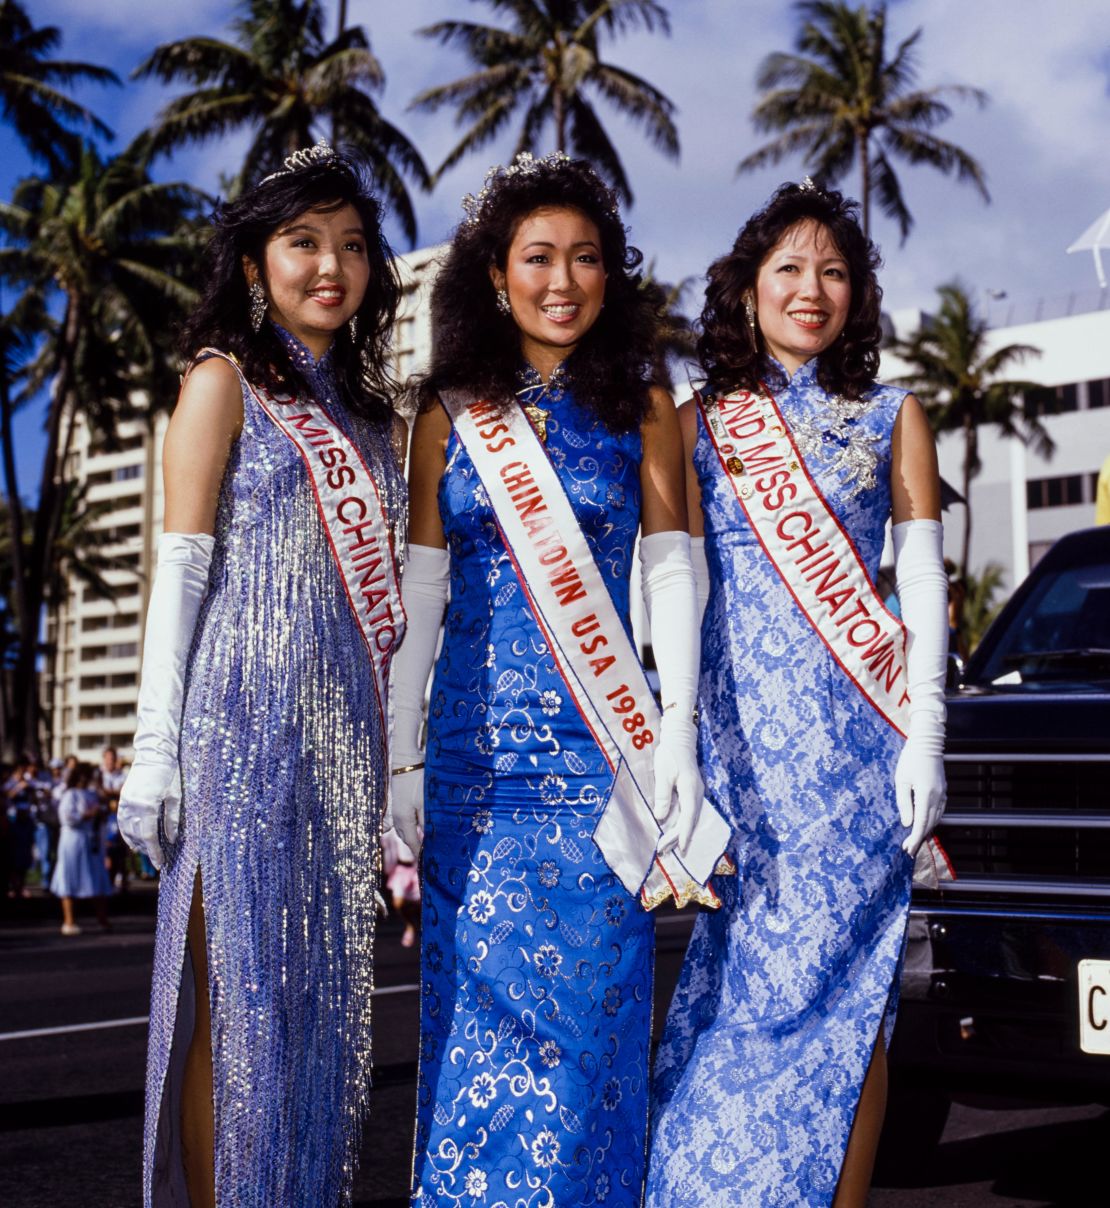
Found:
[893,519,949,857]
[390,544,449,858]
[690,536,710,622]
[641,531,704,856]
[118,532,214,869]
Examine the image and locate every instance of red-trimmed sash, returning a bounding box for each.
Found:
[444,391,733,910]
[201,349,405,745]
[700,383,953,888]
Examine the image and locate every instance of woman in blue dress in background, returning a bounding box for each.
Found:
[51,762,111,934]
[647,183,949,1207]
[392,154,711,1206]
[118,146,407,1207]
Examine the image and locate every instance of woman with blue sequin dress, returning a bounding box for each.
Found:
[646,184,950,1208]
[117,147,407,1208]
[391,154,720,1206]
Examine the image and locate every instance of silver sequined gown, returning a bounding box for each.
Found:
[142,327,407,1207]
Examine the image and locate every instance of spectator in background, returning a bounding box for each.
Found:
[93,746,127,891]
[51,762,111,935]
[946,559,970,664]
[32,758,65,886]
[4,757,43,899]
[1096,452,1110,525]
[381,827,420,949]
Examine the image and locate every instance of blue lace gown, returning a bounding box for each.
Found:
[413,374,655,1207]
[142,327,407,1207]
[647,361,913,1207]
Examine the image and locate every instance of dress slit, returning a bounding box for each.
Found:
[151,863,205,1207]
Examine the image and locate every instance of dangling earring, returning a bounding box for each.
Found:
[743,292,757,338]
[496,288,511,316]
[248,281,267,333]
[348,314,358,341]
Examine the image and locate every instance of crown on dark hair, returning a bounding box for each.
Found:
[460,151,620,227]
[259,138,340,186]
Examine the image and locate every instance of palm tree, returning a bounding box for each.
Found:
[962,562,1006,653]
[0,145,207,755]
[640,265,695,392]
[739,0,989,240]
[0,0,119,174]
[412,0,679,204]
[133,0,429,242]
[894,282,1048,578]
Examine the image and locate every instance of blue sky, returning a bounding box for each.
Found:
[6,0,1110,490]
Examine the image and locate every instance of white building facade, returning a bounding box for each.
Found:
[881,299,1110,592]
[45,411,169,761]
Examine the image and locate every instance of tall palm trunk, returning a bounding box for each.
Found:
[857,128,871,238]
[332,0,348,143]
[0,351,25,759]
[13,291,81,757]
[960,413,975,580]
[553,86,567,151]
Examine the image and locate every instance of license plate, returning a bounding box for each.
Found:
[1078,959,1110,1055]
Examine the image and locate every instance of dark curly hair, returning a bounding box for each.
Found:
[416,155,658,432]
[179,151,401,426]
[699,182,883,401]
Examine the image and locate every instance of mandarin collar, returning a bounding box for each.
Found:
[272,323,336,377]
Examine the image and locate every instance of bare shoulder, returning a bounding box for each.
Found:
[892,392,937,453]
[172,355,245,434]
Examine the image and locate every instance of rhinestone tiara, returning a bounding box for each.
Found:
[460,150,620,226]
[259,138,339,186]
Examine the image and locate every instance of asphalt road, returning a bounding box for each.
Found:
[1,887,1106,1208]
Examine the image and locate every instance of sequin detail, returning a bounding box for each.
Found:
[141,325,407,1207]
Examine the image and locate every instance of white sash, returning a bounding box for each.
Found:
[202,350,405,742]
[444,391,733,909]
[700,383,954,888]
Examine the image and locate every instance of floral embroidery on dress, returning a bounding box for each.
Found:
[414,379,653,1206]
[646,361,913,1207]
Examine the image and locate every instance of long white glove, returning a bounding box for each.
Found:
[118,532,214,869]
[690,535,710,621]
[641,530,704,856]
[893,519,948,856]
[390,544,450,857]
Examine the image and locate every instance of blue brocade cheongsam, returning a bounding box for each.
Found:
[143,327,407,1207]
[647,361,914,1207]
[412,377,655,1207]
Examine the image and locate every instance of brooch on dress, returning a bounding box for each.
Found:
[792,395,881,498]
[515,362,567,444]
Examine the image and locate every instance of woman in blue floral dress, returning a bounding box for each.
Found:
[391,154,713,1206]
[647,184,950,1207]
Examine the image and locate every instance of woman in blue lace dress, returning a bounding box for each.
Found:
[392,154,710,1206]
[118,148,407,1208]
[647,184,949,1207]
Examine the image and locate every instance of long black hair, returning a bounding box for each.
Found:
[179,151,401,425]
[417,155,659,432]
[699,182,883,401]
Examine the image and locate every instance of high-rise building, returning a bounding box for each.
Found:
[45,411,169,761]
